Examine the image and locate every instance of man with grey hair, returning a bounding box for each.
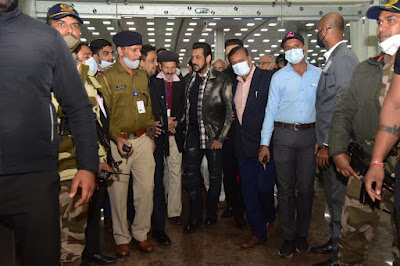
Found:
[258,55,276,71]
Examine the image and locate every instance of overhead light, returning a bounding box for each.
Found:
[165,44,171,47]
[92,32,100,35]
[251,49,257,52]
[179,57,183,60]
[307,50,313,52]
[274,53,280,56]
[265,49,271,52]
[167,22,174,26]
[110,32,117,35]
[129,27,136,31]
[318,57,324,60]
[263,39,270,42]
[180,49,186,52]
[187,28,195,31]
[271,44,278,48]
[179,53,185,56]
[103,21,111,25]
[149,39,155,42]
[254,57,260,60]
[223,28,230,32]
[148,28,155,31]
[168,17,175,19]
[343,40,349,43]
[202,33,209,36]
[166,28,174,31]
[320,49,327,52]
[244,44,249,48]
[126,21,134,25]
[234,18,242,20]
[165,39,171,42]
[183,39,190,42]
[192,17,200,20]
[311,59,316,63]
[307,33,312,37]
[259,53,265,56]
[240,28,248,31]
[165,32,172,36]
[278,28,286,32]
[307,57,310,60]
[83,21,90,25]
[310,39,317,43]
[205,28,212,32]
[248,39,255,42]
[80,38,87,42]
[189,22,197,26]
[312,53,318,56]
[209,22,217,26]
[185,33,192,36]
[268,23,277,26]
[261,28,268,32]
[107,27,115,31]
[148,32,155,36]
[347,45,352,48]
[211,44,215,47]
[235,33,242,36]
[199,39,206,42]
[254,33,261,37]
[247,23,255,26]
[146,16,154,19]
[305,23,314,27]
[278,39,282,42]
[87,26,96,30]
[346,23,350,26]
[214,17,221,20]
[254,18,262,20]
[147,22,154,25]
[315,29,319,32]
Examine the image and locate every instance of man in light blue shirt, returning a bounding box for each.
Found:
[258,32,322,259]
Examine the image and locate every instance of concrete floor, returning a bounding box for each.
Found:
[99,178,395,266]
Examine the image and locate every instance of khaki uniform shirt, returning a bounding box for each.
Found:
[96,59,155,143]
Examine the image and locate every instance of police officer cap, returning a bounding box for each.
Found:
[113,31,143,47]
[46,3,83,24]
[281,32,304,49]
[157,51,179,62]
[366,0,400,20]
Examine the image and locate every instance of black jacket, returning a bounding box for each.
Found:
[0,8,98,174]
[150,76,185,153]
[232,67,274,158]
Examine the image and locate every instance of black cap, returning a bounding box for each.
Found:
[281,32,304,48]
[157,50,179,62]
[113,31,142,47]
[46,3,83,24]
[366,0,400,20]
[275,54,286,63]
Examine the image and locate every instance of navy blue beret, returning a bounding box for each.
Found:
[157,50,179,62]
[113,31,142,47]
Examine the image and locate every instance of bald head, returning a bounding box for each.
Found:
[258,55,276,70]
[317,12,344,50]
[212,59,226,72]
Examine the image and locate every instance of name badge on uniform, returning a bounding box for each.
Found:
[167,109,171,117]
[116,85,126,89]
[137,100,146,114]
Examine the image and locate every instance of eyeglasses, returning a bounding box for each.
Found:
[317,27,331,37]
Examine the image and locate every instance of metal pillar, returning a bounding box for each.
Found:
[214,28,225,62]
[19,0,36,18]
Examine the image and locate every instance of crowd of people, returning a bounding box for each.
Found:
[2,0,400,265]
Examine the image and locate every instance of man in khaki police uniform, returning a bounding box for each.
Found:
[96,31,156,256]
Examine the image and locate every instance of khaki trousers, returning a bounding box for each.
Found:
[108,135,155,244]
[163,136,182,218]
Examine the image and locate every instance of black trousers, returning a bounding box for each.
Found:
[272,127,316,241]
[152,136,166,231]
[83,180,108,257]
[222,131,245,218]
[0,171,60,266]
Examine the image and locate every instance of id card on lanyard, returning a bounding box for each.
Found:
[132,89,146,114]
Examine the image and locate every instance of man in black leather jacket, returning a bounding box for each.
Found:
[183,42,233,232]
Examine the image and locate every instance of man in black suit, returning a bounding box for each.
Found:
[149,50,185,244]
[228,46,276,248]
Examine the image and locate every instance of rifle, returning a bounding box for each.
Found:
[95,120,122,172]
[347,142,395,206]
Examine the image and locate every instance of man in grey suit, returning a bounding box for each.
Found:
[312,12,359,266]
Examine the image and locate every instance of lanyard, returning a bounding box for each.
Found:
[164,81,173,108]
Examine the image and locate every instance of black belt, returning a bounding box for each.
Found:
[274,122,315,131]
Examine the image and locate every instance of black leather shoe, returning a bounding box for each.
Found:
[311,238,333,254]
[184,219,202,233]
[221,206,233,218]
[234,216,248,230]
[168,216,182,225]
[312,258,339,266]
[204,215,217,226]
[83,253,118,265]
[152,230,171,245]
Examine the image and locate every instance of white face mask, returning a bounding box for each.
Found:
[378,34,400,56]
[285,48,305,64]
[123,57,140,69]
[84,57,98,74]
[232,61,251,76]
[99,59,113,69]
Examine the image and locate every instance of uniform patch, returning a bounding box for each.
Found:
[116,85,126,89]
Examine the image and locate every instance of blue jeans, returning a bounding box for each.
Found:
[185,126,223,221]
[238,156,276,238]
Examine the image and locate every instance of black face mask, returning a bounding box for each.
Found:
[317,27,330,48]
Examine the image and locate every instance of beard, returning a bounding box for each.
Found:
[0,0,18,12]
[193,61,207,74]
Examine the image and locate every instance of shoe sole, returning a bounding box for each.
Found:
[278,250,293,258]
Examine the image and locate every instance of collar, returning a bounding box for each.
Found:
[156,71,180,82]
[0,6,21,22]
[324,40,347,61]
[287,60,311,73]
[236,64,256,83]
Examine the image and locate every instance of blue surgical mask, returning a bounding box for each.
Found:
[284,48,305,64]
[84,57,98,74]
[232,61,251,77]
[99,59,113,69]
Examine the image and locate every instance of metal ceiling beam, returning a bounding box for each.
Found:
[35,1,370,21]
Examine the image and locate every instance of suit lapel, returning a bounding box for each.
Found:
[242,67,261,120]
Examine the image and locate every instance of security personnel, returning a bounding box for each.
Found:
[96,31,156,256]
